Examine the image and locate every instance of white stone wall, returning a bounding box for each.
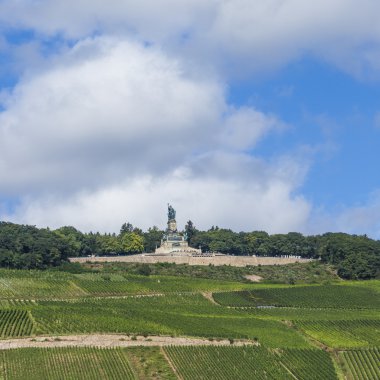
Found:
[70,255,314,267]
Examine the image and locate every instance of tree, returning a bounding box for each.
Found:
[97,234,121,255]
[143,226,163,253]
[121,232,144,254]
[120,222,134,235]
[185,220,197,243]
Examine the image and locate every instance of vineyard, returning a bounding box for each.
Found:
[213,284,380,308]
[165,345,292,379]
[275,348,337,380]
[164,346,338,380]
[0,268,377,378]
[0,270,258,299]
[0,310,34,338]
[0,347,135,380]
[339,347,380,380]
[30,295,310,348]
[295,319,380,348]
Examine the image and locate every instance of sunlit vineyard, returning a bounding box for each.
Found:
[0,347,135,380]
[339,347,380,380]
[295,319,380,348]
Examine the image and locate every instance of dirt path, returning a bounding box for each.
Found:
[0,334,257,350]
[202,292,219,305]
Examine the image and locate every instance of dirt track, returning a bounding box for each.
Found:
[0,335,257,350]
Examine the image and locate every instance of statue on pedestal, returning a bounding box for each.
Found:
[167,204,176,221]
[155,204,201,255]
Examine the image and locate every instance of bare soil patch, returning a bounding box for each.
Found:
[202,292,219,305]
[0,334,257,350]
[244,275,263,282]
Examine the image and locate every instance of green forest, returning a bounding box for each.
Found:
[0,221,379,280]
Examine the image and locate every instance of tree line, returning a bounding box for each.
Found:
[0,220,379,279]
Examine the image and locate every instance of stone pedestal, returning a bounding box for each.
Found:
[155,210,201,255]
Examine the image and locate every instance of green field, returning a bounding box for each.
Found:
[0,267,378,378]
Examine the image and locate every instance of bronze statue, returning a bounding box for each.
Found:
[167,204,176,221]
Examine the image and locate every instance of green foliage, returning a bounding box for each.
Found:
[121,232,144,254]
[0,222,74,269]
[318,233,380,280]
[189,229,380,280]
[339,348,380,380]
[137,263,152,276]
[120,222,134,235]
[52,261,92,274]
[142,226,163,253]
[184,220,197,243]
[1,219,379,280]
[0,347,135,380]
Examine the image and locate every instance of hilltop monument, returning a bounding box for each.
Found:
[155,204,201,255]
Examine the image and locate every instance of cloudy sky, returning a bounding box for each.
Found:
[0,1,380,237]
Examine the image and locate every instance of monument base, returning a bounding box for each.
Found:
[155,238,201,255]
[155,205,202,255]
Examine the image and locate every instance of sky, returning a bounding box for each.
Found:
[0,1,380,238]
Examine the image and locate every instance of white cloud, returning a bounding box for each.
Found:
[6,164,310,234]
[0,35,311,233]
[307,190,380,239]
[0,37,224,194]
[218,107,286,151]
[2,1,380,77]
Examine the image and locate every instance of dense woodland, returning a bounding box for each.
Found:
[0,221,379,280]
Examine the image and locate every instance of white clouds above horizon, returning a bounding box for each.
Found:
[1,1,380,237]
[0,36,310,233]
[4,170,311,234]
[2,1,380,78]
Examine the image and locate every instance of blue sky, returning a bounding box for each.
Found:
[0,1,379,238]
[229,57,380,205]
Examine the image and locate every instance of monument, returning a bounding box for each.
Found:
[155,204,202,255]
